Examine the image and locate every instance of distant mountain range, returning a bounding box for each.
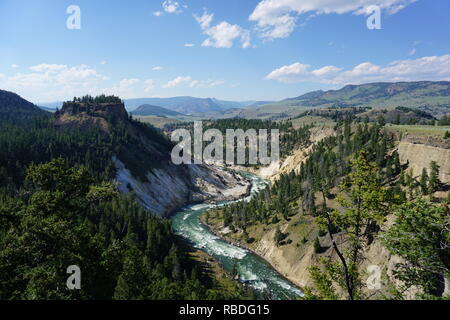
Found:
[269,81,450,110]
[131,104,183,117]
[125,97,224,114]
[23,81,450,120]
[240,81,450,119]
[39,97,273,115]
[124,97,271,115]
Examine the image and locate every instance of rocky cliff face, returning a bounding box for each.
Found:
[114,156,250,216]
[54,102,129,132]
[56,102,128,120]
[54,99,251,216]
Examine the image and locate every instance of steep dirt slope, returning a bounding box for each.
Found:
[398,141,450,183]
[271,127,335,182]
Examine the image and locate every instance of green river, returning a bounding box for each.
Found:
[170,173,303,300]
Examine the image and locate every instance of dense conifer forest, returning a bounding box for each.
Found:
[0,95,251,300]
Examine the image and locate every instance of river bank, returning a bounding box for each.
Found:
[198,217,305,294]
[174,235,253,299]
[169,173,303,300]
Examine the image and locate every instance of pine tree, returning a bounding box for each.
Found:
[312,152,388,300]
[386,157,393,179]
[392,151,401,174]
[428,161,440,194]
[377,115,386,126]
[383,198,450,296]
[313,237,322,254]
[419,168,429,195]
[274,226,285,247]
[399,169,405,186]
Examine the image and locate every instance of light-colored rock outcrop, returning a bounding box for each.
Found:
[114,156,250,216]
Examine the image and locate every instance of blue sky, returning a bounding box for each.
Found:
[1,0,450,103]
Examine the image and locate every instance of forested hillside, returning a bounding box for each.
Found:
[205,119,450,299]
[0,90,49,123]
[131,104,183,117]
[164,118,313,165]
[0,94,252,300]
[240,81,450,120]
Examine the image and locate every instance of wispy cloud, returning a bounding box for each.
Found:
[250,0,417,40]
[190,79,226,88]
[0,64,108,101]
[0,63,158,101]
[162,76,226,89]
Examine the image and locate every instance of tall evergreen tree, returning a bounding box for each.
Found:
[420,168,429,195]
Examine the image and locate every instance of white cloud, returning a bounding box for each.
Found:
[250,0,417,39]
[0,61,227,101]
[11,64,19,68]
[195,10,251,49]
[153,11,163,17]
[0,63,152,101]
[29,64,67,73]
[265,55,450,84]
[162,1,183,14]
[152,66,164,71]
[100,61,107,65]
[162,76,192,88]
[101,78,151,99]
[184,43,195,47]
